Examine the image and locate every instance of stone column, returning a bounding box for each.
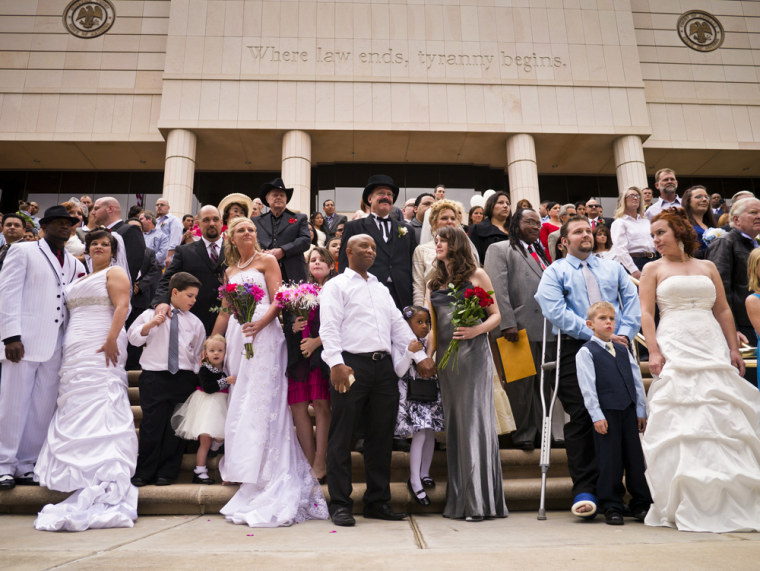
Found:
[281,130,311,214]
[613,135,648,195]
[162,129,197,216]
[506,134,540,208]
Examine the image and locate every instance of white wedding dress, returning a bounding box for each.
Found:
[219,267,328,527]
[34,267,138,531]
[643,275,760,532]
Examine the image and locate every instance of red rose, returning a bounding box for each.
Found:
[464,289,474,299]
[226,283,237,293]
[289,218,296,224]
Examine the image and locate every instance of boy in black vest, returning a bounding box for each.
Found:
[575,301,651,525]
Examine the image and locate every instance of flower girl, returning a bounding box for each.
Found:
[171,334,235,484]
[394,305,444,506]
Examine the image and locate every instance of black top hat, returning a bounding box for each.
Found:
[259,177,293,207]
[39,204,80,226]
[362,174,399,205]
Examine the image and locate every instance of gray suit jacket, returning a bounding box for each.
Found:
[324,213,347,238]
[484,240,553,341]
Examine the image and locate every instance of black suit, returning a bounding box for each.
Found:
[252,209,310,283]
[111,220,146,282]
[152,239,226,335]
[588,217,614,229]
[338,215,417,309]
[324,213,348,239]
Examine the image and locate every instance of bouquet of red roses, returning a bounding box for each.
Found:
[438,282,494,371]
[213,281,266,359]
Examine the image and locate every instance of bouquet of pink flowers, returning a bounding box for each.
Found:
[213,281,266,359]
[274,282,321,320]
[439,282,494,372]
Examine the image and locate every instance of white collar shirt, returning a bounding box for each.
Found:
[127,306,206,373]
[201,236,223,258]
[645,196,681,220]
[319,268,426,369]
[609,215,654,274]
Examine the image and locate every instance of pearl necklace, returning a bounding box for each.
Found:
[236,251,257,269]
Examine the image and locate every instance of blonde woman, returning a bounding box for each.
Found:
[610,186,655,278]
[411,199,478,305]
[745,248,760,389]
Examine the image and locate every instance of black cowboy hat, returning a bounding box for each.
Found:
[259,177,293,206]
[39,204,80,226]
[362,174,399,205]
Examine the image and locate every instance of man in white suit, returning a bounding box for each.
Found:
[0,205,85,490]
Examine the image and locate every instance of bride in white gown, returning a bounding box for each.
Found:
[212,217,327,527]
[34,229,137,531]
[639,210,760,532]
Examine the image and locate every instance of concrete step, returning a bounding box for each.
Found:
[0,475,573,516]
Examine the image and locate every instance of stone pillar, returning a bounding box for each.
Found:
[506,134,540,208]
[162,129,197,216]
[281,130,311,214]
[613,135,648,196]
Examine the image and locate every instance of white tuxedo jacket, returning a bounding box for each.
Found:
[0,240,85,363]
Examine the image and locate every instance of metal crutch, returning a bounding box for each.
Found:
[537,319,561,521]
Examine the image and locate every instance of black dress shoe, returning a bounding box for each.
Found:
[407,480,431,506]
[465,515,484,522]
[0,474,15,490]
[192,474,215,485]
[155,477,172,486]
[421,476,436,489]
[207,444,225,459]
[15,472,38,486]
[363,503,407,521]
[513,441,535,451]
[131,476,150,487]
[605,509,624,526]
[331,508,356,527]
[631,508,649,522]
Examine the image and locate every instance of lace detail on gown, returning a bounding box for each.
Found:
[219,267,328,527]
[642,275,760,532]
[33,267,138,531]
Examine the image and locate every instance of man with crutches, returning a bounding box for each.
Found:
[535,216,640,519]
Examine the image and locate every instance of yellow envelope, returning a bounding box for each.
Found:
[497,330,537,383]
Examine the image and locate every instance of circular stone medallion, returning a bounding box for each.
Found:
[677,10,724,52]
[63,0,116,39]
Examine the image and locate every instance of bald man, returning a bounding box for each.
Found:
[90,196,145,282]
[152,205,226,335]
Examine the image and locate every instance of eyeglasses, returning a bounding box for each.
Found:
[625,194,640,200]
[587,204,600,208]
[521,220,541,227]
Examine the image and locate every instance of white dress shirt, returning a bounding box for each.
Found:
[575,336,647,422]
[319,268,427,369]
[201,236,223,261]
[609,215,654,274]
[127,306,206,372]
[645,196,681,220]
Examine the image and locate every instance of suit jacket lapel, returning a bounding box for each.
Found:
[521,246,543,280]
[38,240,63,286]
[365,216,392,254]
[196,239,216,272]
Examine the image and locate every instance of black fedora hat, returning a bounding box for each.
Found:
[362,174,399,205]
[39,204,80,226]
[259,177,293,207]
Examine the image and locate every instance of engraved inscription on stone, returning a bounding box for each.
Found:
[677,10,724,52]
[63,0,115,39]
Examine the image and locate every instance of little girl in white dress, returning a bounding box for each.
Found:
[171,334,235,485]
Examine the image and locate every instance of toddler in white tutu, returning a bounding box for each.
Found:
[171,334,236,484]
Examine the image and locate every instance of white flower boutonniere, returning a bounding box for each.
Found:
[398,226,408,238]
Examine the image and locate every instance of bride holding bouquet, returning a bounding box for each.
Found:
[211,217,327,527]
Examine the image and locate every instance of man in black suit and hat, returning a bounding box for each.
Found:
[338,175,417,309]
[252,177,310,283]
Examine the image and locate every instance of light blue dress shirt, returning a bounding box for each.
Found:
[575,336,647,422]
[144,227,169,266]
[534,253,641,341]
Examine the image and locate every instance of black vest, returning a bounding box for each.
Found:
[584,340,637,410]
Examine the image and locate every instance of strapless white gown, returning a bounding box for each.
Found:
[219,268,328,527]
[643,275,760,532]
[34,267,138,531]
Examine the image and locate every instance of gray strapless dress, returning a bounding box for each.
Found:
[432,286,507,519]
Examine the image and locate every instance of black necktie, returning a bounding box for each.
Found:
[375,216,391,242]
